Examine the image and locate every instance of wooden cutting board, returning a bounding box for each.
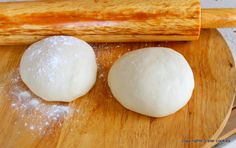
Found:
[0,29,235,148]
[216,100,236,146]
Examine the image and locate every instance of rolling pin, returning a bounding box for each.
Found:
[0,0,236,45]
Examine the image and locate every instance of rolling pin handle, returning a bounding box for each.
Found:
[201,8,236,28]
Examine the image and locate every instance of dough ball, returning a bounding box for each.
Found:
[20,36,97,102]
[108,47,194,117]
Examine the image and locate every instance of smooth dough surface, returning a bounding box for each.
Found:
[108,47,194,117]
[20,36,97,102]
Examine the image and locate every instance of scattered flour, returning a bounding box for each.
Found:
[8,70,77,136]
[98,73,104,79]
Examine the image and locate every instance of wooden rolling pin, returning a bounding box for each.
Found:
[0,0,236,44]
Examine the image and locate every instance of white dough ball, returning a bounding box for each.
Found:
[20,36,97,102]
[108,47,194,117]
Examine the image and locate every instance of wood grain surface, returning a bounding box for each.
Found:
[201,9,236,28]
[1,1,236,44]
[0,0,200,44]
[219,107,236,140]
[206,104,236,147]
[0,29,235,148]
[210,100,236,147]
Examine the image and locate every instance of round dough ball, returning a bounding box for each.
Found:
[108,47,194,117]
[20,36,97,102]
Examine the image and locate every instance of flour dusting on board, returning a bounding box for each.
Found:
[8,70,76,136]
